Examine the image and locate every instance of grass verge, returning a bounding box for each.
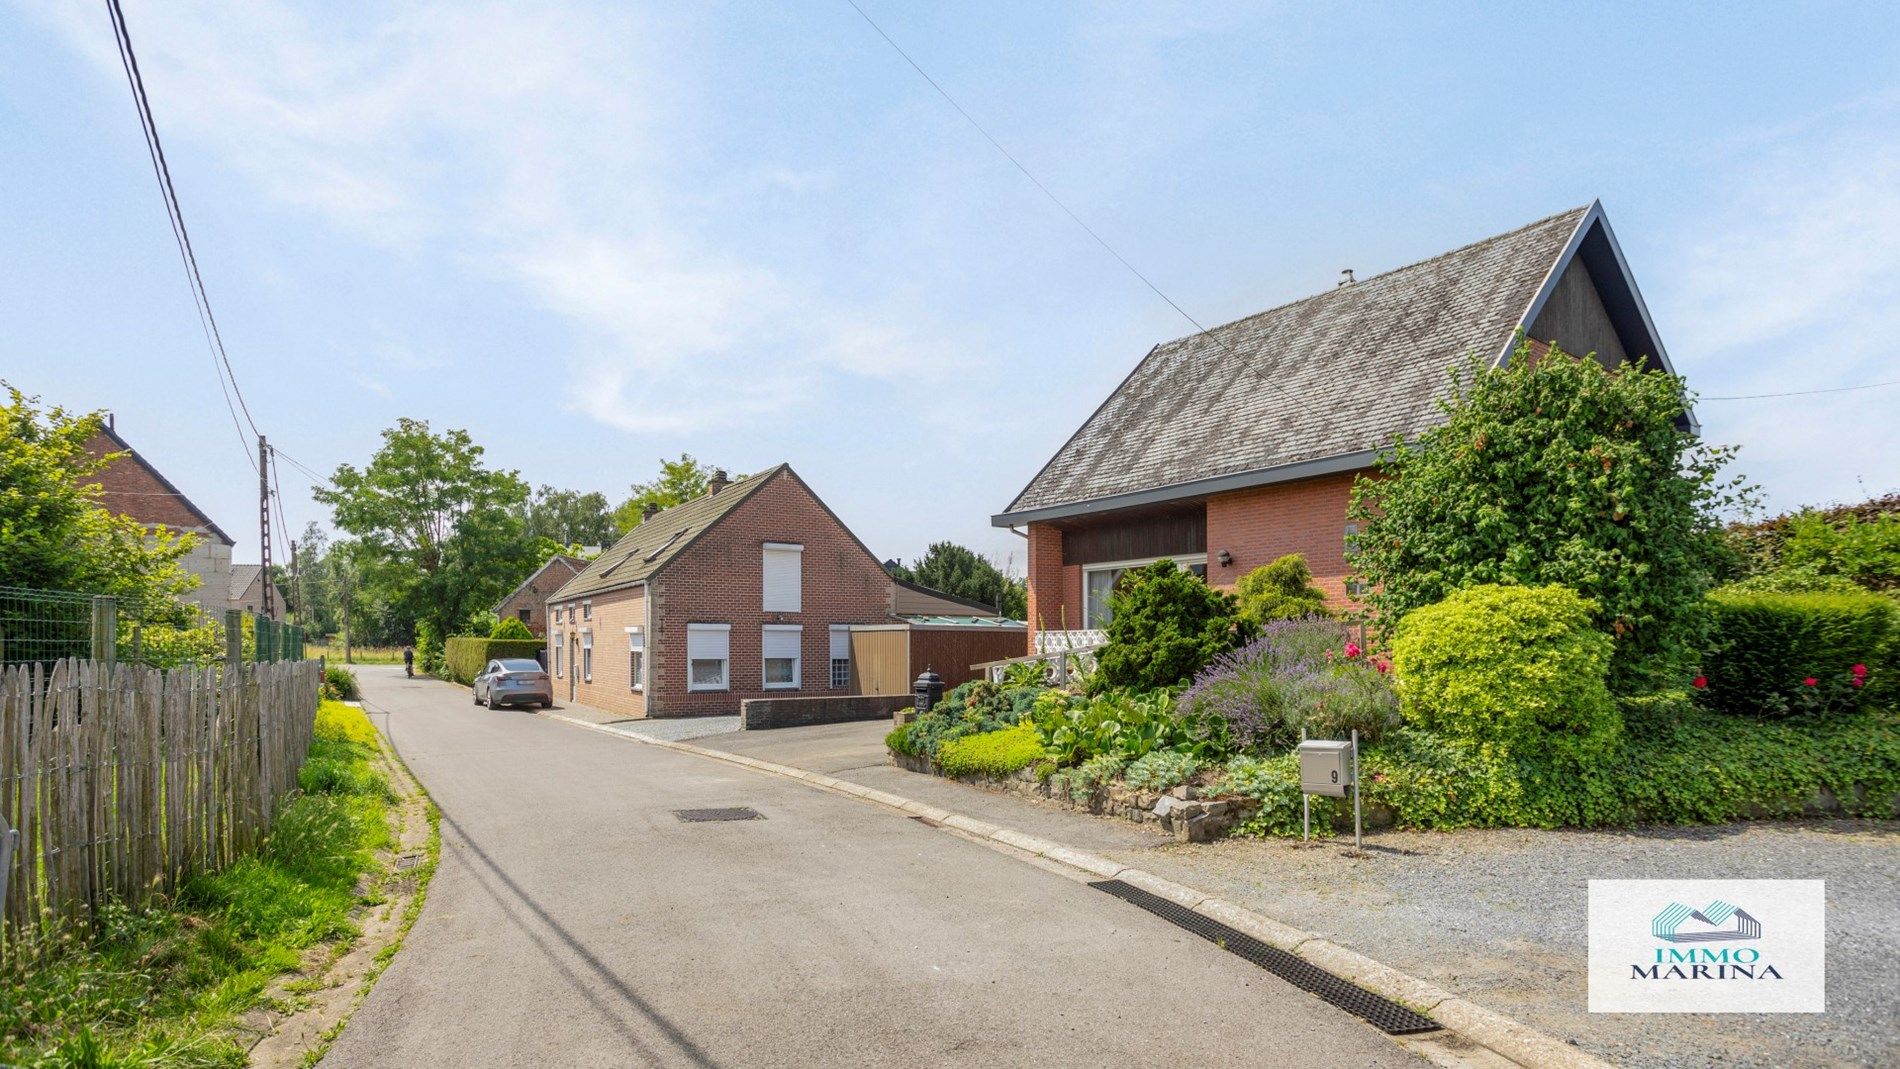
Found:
[0,701,398,1068]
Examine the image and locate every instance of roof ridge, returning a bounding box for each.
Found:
[1156,204,1593,350]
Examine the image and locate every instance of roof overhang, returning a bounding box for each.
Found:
[992,447,1378,526]
[1505,200,1698,434]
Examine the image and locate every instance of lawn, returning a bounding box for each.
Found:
[0,701,396,1067]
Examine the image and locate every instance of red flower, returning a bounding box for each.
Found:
[1692,675,1707,690]
[1851,677,1865,688]
[1851,663,1868,677]
[1803,677,1818,687]
[1344,642,1362,659]
[1373,658,1391,675]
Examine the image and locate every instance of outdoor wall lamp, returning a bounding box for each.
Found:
[1216,549,1233,568]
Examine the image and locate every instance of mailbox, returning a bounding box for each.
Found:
[912,668,946,714]
[1298,739,1355,798]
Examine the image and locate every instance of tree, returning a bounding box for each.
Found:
[886,542,1028,618]
[611,454,725,534]
[1092,560,1257,692]
[0,384,199,608]
[314,419,546,645]
[1347,342,1752,690]
[521,485,616,548]
[1233,554,1330,622]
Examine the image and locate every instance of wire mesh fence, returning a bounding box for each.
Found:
[0,585,308,671]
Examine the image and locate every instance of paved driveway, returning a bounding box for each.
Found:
[327,668,1426,1068]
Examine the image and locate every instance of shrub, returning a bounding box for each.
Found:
[937,723,1043,778]
[1719,563,1869,596]
[442,636,546,684]
[1782,509,1900,591]
[1212,754,1317,836]
[1234,554,1330,623]
[1047,753,1126,805]
[1391,584,1619,762]
[1348,342,1753,690]
[490,616,535,639]
[320,664,361,702]
[415,621,443,674]
[1029,689,1229,765]
[1699,589,1894,718]
[1093,560,1258,692]
[1181,617,1398,751]
[1123,750,1202,792]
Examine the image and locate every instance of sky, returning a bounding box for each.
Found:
[4,1,1899,570]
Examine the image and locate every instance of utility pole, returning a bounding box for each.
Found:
[258,435,275,619]
[340,563,353,664]
[288,538,300,626]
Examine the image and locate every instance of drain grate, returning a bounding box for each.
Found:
[1090,879,1440,1035]
[674,807,764,822]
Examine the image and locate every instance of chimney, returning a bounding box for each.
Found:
[1338,269,1355,287]
[641,502,660,522]
[708,469,730,495]
[106,411,116,430]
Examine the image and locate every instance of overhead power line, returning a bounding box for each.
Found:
[106,0,259,473]
[1699,379,1900,401]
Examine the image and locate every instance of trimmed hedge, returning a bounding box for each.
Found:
[1391,584,1619,761]
[443,636,545,685]
[1700,589,1895,717]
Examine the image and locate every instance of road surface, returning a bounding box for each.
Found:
[326,666,1424,1068]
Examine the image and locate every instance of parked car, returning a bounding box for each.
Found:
[474,658,553,709]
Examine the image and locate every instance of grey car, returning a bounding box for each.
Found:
[473,658,553,709]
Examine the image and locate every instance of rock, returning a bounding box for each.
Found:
[1153,795,1177,817]
[1169,784,1197,801]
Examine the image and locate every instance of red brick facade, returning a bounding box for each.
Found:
[548,470,894,718]
[496,555,587,637]
[84,429,230,540]
[1023,469,1367,651]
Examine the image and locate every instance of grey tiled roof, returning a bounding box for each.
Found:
[549,466,782,600]
[1002,206,1591,516]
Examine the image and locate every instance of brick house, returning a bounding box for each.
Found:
[546,465,1003,718]
[992,202,1690,653]
[85,418,236,617]
[227,564,286,620]
[494,553,590,636]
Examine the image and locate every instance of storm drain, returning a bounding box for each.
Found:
[1090,880,1440,1036]
[674,807,764,822]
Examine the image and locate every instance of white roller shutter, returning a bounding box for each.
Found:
[762,543,803,611]
[828,625,851,661]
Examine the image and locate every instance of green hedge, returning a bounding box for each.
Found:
[442,636,545,685]
[1701,590,1895,717]
[1391,584,1619,761]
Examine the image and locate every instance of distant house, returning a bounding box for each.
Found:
[494,553,590,636]
[546,465,1022,718]
[992,202,1690,653]
[85,418,235,617]
[227,564,286,621]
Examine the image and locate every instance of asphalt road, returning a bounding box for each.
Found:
[326,667,1425,1068]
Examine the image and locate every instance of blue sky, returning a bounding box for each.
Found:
[4,1,1899,569]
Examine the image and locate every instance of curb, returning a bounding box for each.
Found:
[545,711,1614,1069]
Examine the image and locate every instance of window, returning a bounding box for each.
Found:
[581,631,593,682]
[1082,555,1208,629]
[829,625,851,690]
[518,607,532,623]
[581,601,592,621]
[626,627,645,691]
[687,624,730,691]
[553,633,564,677]
[762,542,803,612]
[762,625,801,689]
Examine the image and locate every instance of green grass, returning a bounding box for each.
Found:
[0,701,395,1067]
[320,643,405,666]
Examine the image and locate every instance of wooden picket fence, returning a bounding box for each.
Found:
[0,657,320,944]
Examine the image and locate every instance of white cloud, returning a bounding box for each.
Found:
[31,0,959,431]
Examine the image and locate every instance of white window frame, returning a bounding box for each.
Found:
[552,632,564,677]
[625,626,646,691]
[762,624,802,690]
[828,624,852,690]
[581,600,592,621]
[762,542,804,612]
[1082,554,1208,630]
[580,629,593,683]
[687,623,731,692]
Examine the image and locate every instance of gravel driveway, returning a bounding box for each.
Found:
[1112,820,1897,1069]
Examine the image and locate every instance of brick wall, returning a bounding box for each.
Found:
[547,584,649,718]
[1205,469,1365,608]
[499,556,586,637]
[1024,522,1065,652]
[739,693,911,730]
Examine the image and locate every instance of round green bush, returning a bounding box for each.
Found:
[1391,584,1619,760]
